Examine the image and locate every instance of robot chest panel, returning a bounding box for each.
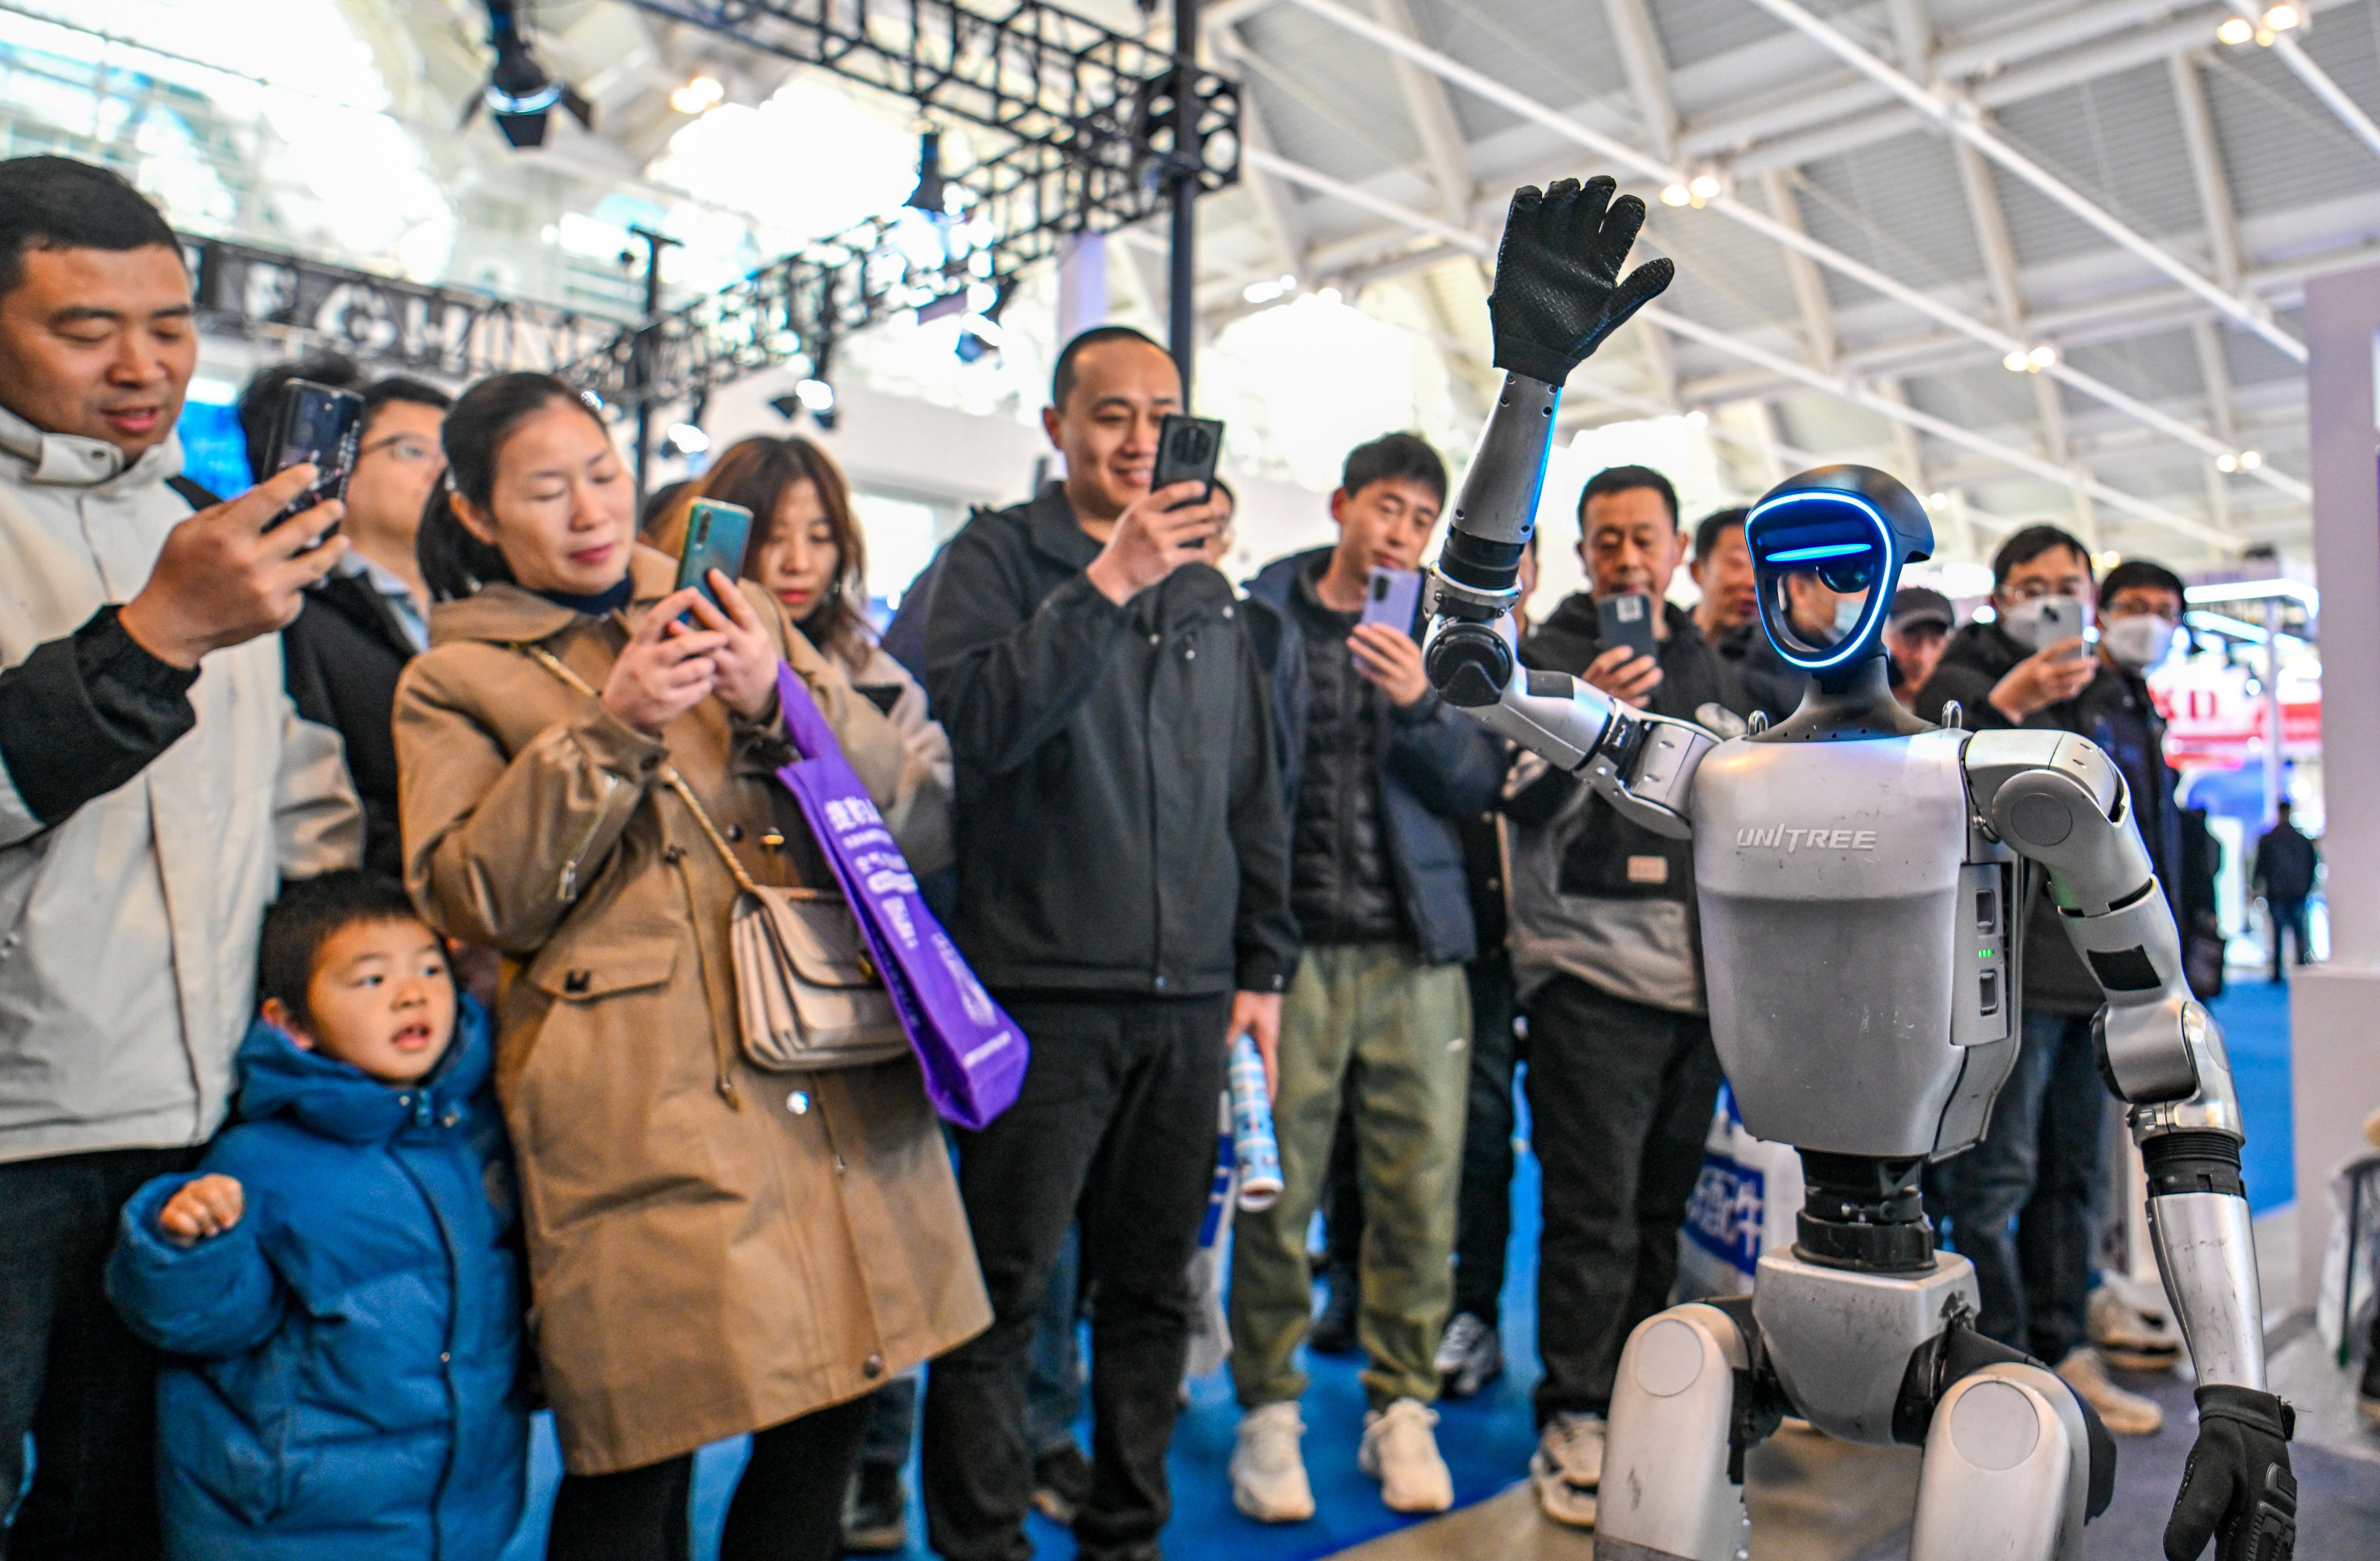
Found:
[1692,731,1985,1157]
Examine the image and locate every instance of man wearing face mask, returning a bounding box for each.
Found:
[1913,528,2170,1439]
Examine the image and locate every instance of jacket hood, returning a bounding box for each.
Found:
[429,545,681,649]
[234,994,494,1144]
[0,401,184,496]
[1246,547,1332,610]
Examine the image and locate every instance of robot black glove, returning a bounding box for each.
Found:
[1487,176,1675,386]
[2164,1384,2297,1561]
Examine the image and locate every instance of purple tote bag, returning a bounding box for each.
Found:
[770,664,1027,1130]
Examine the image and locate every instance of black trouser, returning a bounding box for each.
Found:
[0,1143,199,1561]
[2268,896,2311,979]
[1525,975,1723,1424]
[853,1376,917,1475]
[547,1396,872,1561]
[1451,948,1521,1324]
[922,991,1230,1561]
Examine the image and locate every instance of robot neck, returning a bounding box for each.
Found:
[1758,652,1931,743]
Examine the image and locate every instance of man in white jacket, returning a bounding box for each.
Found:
[0,155,359,1558]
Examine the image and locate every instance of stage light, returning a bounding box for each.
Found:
[463,0,593,149]
[2027,343,2058,370]
[2217,452,2240,472]
[1661,184,1690,206]
[1688,173,1722,200]
[2263,4,2300,30]
[2217,15,2254,43]
[2238,449,2263,470]
[2003,350,2030,372]
[671,75,724,114]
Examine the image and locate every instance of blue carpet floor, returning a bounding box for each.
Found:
[501,972,2302,1561]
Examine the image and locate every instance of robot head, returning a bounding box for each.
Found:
[1744,465,1933,674]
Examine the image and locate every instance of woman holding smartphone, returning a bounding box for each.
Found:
[393,374,985,1561]
[657,436,951,790]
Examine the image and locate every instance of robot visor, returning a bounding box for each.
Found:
[1747,499,1895,670]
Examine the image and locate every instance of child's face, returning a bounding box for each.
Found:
[283,919,457,1085]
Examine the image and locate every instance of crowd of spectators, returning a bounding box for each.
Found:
[0,149,2313,1561]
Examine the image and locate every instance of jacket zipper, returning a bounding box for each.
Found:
[557,773,622,903]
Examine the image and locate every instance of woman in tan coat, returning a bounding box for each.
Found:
[392,374,988,1561]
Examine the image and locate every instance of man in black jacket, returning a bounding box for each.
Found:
[2253,800,2320,980]
[919,325,1296,1561]
[1913,529,2168,1438]
[1225,434,1500,1522]
[1503,465,1744,1527]
[263,368,451,876]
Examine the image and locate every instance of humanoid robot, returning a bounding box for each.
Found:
[1424,178,2298,1561]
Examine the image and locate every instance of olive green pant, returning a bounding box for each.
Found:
[1229,944,1471,1410]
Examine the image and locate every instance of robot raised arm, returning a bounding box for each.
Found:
[1963,728,2262,1388]
[1415,180,1710,838]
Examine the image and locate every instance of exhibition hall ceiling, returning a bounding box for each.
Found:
[6,0,2378,568]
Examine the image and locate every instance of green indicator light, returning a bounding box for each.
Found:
[1978,948,1994,958]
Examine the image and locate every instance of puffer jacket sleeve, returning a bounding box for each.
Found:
[106,1173,286,1360]
[1383,693,1500,819]
[395,650,669,953]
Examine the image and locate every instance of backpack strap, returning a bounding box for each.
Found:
[165,475,220,511]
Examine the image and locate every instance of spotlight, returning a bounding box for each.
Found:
[1661,184,1691,207]
[1688,173,1722,201]
[462,0,593,149]
[2263,3,2300,29]
[1683,408,1708,428]
[905,128,948,216]
[2027,343,2058,370]
[2003,350,2030,372]
[2217,452,2239,472]
[1925,491,1949,509]
[2217,15,2254,42]
[671,74,724,114]
[2238,449,2263,470]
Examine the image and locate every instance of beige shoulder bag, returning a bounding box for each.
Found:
[519,643,908,1072]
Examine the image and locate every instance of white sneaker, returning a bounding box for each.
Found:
[1433,1311,1504,1399]
[2088,1278,2182,1372]
[1230,1402,1316,1523]
[2056,1347,2164,1437]
[1359,1397,1454,1513]
[1530,1412,1604,1528]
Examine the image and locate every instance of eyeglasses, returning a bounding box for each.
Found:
[359,434,446,472]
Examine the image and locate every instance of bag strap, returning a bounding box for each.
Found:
[514,642,768,898]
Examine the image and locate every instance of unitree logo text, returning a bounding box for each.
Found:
[1737,826,1879,853]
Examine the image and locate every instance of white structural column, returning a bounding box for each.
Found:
[1739,0,2306,363]
[1266,0,2299,509]
[2291,264,2380,1307]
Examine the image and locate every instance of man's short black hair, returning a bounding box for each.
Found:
[258,871,435,1028]
[1051,325,1165,410]
[237,353,365,484]
[1693,506,1748,563]
[0,156,180,301]
[2100,558,2187,606]
[1578,464,1679,525]
[363,375,451,423]
[1340,432,1447,506]
[1990,523,2093,591]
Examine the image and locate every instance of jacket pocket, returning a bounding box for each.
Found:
[525,940,679,1002]
[1556,794,1694,903]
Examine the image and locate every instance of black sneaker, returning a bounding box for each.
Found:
[1308,1270,1359,1356]
[1031,1441,1094,1524]
[841,1461,906,1555]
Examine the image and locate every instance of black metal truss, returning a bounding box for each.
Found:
[621,0,1238,184]
[181,234,625,379]
[563,101,1214,407]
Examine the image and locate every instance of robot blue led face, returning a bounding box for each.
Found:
[1745,466,1933,672]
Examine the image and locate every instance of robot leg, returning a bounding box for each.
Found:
[1908,1362,2088,1561]
[1594,1303,1759,1561]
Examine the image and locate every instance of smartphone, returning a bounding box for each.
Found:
[675,497,754,617]
[1360,566,1424,637]
[1153,414,1224,540]
[2037,597,2088,658]
[1597,590,1659,665]
[265,379,365,532]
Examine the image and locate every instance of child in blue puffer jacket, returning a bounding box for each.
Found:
[107,871,528,1561]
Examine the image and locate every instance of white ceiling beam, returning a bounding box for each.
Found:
[1264,0,2298,502]
[1363,0,1476,223]
[1601,0,1682,164]
[1758,170,1837,369]
[2170,52,2245,289]
[1232,143,2231,547]
[2271,34,2380,163]
[1736,0,2304,363]
[1205,30,1309,281]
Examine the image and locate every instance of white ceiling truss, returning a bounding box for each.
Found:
[1171,0,2380,564]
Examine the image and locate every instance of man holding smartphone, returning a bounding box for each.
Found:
[1226,434,1500,1522]
[920,325,1296,1561]
[1499,463,1743,1528]
[1914,525,2167,1440]
[0,155,360,1559]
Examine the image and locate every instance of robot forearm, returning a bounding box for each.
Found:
[1965,728,2265,1389]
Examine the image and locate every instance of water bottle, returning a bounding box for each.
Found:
[1227,1032,1282,1211]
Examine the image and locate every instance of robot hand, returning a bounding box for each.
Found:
[1488,177,1675,385]
[2164,1385,2296,1561]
